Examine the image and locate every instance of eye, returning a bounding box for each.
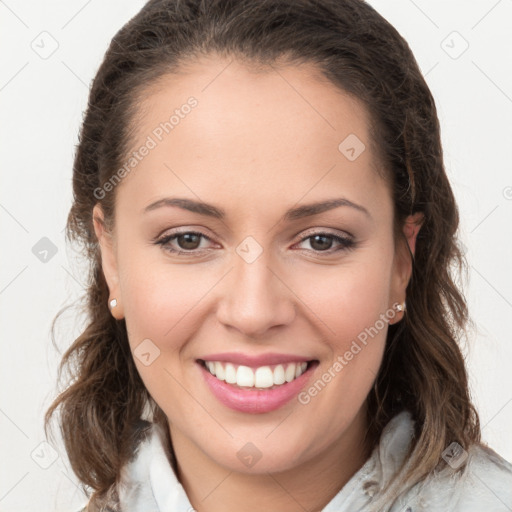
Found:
[154,229,356,256]
[155,230,215,254]
[295,232,355,253]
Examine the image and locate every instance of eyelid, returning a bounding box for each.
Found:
[154,229,217,248]
[295,227,354,241]
[153,225,216,242]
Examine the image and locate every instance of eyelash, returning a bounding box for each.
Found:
[154,229,356,256]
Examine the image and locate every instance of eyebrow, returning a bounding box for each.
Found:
[143,197,371,220]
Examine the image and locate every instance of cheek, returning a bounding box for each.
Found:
[292,248,394,345]
[118,251,209,413]
[118,242,213,345]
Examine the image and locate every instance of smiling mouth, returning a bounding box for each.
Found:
[198,359,318,390]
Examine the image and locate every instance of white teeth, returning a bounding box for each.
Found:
[254,367,274,388]
[294,362,308,378]
[215,362,225,381]
[236,365,254,387]
[225,363,237,384]
[204,360,310,388]
[285,364,296,382]
[273,364,285,385]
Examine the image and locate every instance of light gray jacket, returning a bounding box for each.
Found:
[82,411,512,511]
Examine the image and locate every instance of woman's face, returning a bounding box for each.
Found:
[94,55,417,474]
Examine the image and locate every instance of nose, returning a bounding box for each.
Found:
[215,251,296,338]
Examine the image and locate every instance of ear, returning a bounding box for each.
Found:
[389,212,424,322]
[403,212,424,257]
[92,204,124,320]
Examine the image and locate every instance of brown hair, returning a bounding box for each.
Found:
[45,0,480,508]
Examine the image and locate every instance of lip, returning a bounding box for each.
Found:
[197,359,319,414]
[199,352,312,368]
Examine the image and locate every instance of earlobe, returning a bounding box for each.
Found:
[92,204,124,319]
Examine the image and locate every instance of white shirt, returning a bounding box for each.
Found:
[115,411,512,511]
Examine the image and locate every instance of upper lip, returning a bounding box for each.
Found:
[198,352,315,367]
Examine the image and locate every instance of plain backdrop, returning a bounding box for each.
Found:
[1,1,511,510]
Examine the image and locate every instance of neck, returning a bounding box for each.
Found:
[169,407,372,512]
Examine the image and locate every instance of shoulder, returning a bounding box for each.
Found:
[455,443,512,509]
[398,443,512,511]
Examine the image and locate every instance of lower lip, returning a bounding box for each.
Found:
[199,362,317,414]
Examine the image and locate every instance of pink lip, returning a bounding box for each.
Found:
[199,352,312,368]
[198,360,318,414]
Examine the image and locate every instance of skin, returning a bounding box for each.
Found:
[93,55,423,512]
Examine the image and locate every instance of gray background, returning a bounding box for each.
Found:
[1,1,511,510]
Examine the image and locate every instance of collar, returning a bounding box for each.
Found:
[117,410,416,512]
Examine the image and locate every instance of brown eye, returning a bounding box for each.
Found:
[295,232,356,254]
[155,230,214,254]
[309,234,334,251]
[176,233,202,250]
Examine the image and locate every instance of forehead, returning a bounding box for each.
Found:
[115,55,391,221]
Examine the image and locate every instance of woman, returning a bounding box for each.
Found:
[45,0,512,510]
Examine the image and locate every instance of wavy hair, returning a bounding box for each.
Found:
[45,0,480,509]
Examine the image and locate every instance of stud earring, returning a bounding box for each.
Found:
[396,300,407,312]
[109,298,118,309]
